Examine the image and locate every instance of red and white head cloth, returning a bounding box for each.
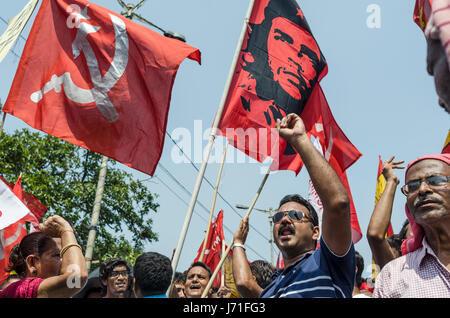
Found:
[401,153,450,254]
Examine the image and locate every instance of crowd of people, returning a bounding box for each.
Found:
[0,110,448,298]
[0,0,449,299]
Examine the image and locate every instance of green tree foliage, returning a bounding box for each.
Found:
[0,129,159,269]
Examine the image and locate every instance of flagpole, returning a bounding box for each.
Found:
[221,239,225,288]
[0,100,6,137]
[201,165,271,298]
[170,0,256,279]
[199,142,228,262]
[84,155,108,271]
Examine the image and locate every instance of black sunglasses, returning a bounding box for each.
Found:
[401,175,450,195]
[273,210,311,224]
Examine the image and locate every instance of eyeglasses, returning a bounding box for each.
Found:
[401,175,450,196]
[272,210,311,224]
[110,270,130,278]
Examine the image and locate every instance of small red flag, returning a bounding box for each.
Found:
[3,0,201,176]
[276,251,284,269]
[414,0,433,32]
[0,176,46,229]
[0,175,45,285]
[218,0,361,176]
[193,210,228,287]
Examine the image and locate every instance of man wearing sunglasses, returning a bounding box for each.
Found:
[373,154,450,298]
[257,113,356,298]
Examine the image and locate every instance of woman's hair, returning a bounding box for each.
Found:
[7,232,55,276]
[168,272,186,298]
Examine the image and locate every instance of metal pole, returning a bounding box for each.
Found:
[84,155,108,271]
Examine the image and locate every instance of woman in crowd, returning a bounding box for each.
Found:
[0,215,88,298]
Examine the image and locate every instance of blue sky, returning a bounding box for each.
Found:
[0,0,448,280]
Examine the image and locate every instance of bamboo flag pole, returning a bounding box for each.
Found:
[84,155,108,271]
[0,113,6,137]
[221,239,225,288]
[199,142,228,262]
[170,0,256,279]
[201,165,271,298]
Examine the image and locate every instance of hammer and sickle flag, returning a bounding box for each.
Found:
[3,0,201,176]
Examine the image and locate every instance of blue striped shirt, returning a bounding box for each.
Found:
[259,237,355,298]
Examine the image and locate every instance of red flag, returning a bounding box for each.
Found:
[218,0,361,176]
[193,210,228,287]
[0,176,40,285]
[308,139,362,243]
[339,171,362,243]
[0,176,46,229]
[276,251,284,269]
[3,0,201,176]
[414,0,433,32]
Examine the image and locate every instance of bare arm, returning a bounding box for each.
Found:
[37,216,88,298]
[367,156,404,269]
[277,114,351,256]
[232,216,262,298]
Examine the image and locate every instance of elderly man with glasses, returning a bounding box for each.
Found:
[373,154,450,298]
[252,113,355,298]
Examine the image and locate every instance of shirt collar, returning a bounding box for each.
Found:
[417,237,438,267]
[273,250,315,278]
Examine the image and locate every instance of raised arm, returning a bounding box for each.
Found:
[367,156,404,269]
[37,216,88,298]
[276,114,351,256]
[231,216,262,298]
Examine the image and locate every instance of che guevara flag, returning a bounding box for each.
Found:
[193,210,228,287]
[3,0,201,176]
[218,0,361,176]
[0,175,46,285]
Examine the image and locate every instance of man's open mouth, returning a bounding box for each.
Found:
[278,226,295,240]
